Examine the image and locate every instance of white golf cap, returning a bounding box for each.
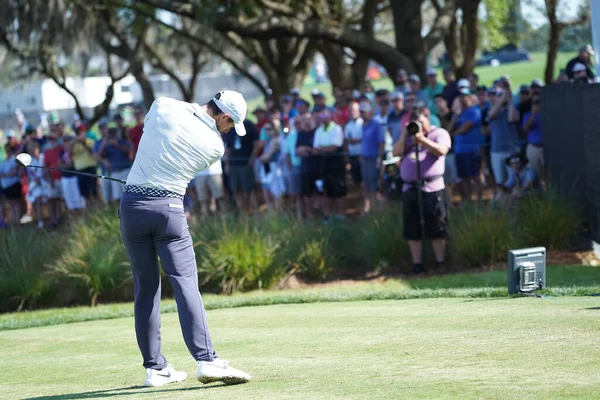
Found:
[457,78,470,88]
[212,90,248,136]
[426,67,437,75]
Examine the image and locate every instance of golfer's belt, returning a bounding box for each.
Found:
[123,185,184,200]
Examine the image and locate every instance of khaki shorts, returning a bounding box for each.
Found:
[194,174,224,202]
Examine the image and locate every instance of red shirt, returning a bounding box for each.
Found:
[129,124,144,156]
[333,106,350,127]
[44,145,64,180]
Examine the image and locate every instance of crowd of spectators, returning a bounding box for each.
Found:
[0,44,596,232]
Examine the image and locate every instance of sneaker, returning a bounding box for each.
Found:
[197,359,251,385]
[20,215,33,224]
[143,364,187,387]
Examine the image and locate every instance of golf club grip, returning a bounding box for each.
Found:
[24,165,126,184]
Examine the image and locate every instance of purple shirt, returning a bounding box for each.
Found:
[400,127,452,192]
[522,112,542,145]
[361,119,385,158]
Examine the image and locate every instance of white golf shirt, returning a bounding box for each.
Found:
[126,97,225,195]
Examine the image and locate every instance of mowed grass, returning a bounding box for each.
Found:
[2,265,599,331]
[246,51,576,115]
[1,298,600,400]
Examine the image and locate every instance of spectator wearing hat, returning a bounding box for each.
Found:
[393,102,451,274]
[424,68,444,115]
[373,98,390,132]
[359,101,385,214]
[395,69,411,96]
[408,74,429,105]
[486,79,521,199]
[449,88,482,201]
[566,44,596,81]
[521,94,544,182]
[571,63,591,83]
[311,91,329,114]
[59,135,86,213]
[290,88,301,103]
[344,101,364,187]
[313,109,346,222]
[501,152,542,200]
[43,129,65,227]
[258,122,286,213]
[281,95,298,121]
[388,92,407,145]
[442,67,460,109]
[530,79,544,96]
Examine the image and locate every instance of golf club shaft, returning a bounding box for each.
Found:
[23,165,127,184]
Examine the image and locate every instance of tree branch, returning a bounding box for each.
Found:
[430,0,442,13]
[255,0,296,16]
[424,0,459,51]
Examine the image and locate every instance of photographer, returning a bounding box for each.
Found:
[392,102,451,275]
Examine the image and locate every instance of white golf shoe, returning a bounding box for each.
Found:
[143,364,187,387]
[197,359,251,385]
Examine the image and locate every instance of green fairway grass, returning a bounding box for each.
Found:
[2,265,599,331]
[1,298,600,399]
[246,52,575,115]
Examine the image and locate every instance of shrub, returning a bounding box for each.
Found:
[0,229,60,312]
[350,207,409,270]
[196,223,283,294]
[516,190,580,249]
[449,203,515,267]
[52,214,131,306]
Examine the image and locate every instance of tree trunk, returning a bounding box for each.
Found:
[352,53,370,89]
[132,62,155,111]
[456,0,480,78]
[545,22,561,84]
[319,42,355,89]
[391,0,425,78]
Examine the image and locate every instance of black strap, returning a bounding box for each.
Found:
[404,175,444,187]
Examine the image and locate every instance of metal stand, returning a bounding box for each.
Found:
[414,143,426,264]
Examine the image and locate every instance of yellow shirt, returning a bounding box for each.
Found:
[72,139,98,171]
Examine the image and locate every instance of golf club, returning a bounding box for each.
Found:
[16,153,127,184]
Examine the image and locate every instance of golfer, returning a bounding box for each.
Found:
[120,92,251,387]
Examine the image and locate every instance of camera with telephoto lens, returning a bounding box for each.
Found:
[406,105,425,135]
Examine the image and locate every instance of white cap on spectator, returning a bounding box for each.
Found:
[458,78,470,88]
[426,67,437,76]
[573,63,587,72]
[352,89,361,99]
[290,88,300,95]
[409,74,420,83]
[212,90,248,136]
[359,101,373,112]
[6,130,15,138]
[391,91,404,100]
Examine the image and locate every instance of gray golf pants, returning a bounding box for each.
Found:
[119,192,217,370]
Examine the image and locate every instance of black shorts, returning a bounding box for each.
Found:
[77,167,98,198]
[402,188,447,240]
[3,182,22,200]
[301,172,320,197]
[229,165,255,193]
[324,168,347,199]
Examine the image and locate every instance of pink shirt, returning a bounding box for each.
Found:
[400,127,451,192]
